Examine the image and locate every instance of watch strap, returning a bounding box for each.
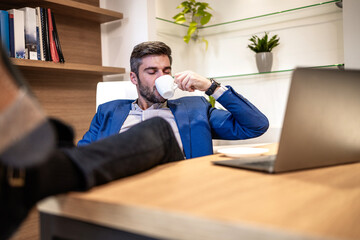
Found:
[205,78,220,96]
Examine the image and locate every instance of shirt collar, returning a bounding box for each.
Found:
[131,100,168,111]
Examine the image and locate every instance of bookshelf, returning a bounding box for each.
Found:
[11,58,124,75]
[0,0,124,143]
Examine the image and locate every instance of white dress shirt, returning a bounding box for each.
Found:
[119,101,184,150]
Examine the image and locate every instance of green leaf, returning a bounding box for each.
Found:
[184,35,191,43]
[184,7,192,14]
[187,22,198,36]
[173,14,186,24]
[189,21,198,27]
[177,1,188,9]
[176,4,184,9]
[197,5,205,13]
[173,13,182,20]
[201,37,209,51]
[200,13,211,25]
[208,95,215,107]
[202,3,209,8]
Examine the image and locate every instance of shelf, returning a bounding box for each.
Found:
[156,0,341,35]
[211,64,344,80]
[12,58,125,76]
[0,0,123,23]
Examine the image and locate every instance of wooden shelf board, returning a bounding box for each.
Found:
[0,0,123,23]
[12,58,125,76]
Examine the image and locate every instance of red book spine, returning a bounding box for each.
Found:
[47,8,59,62]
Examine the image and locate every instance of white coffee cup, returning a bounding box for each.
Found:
[155,75,178,99]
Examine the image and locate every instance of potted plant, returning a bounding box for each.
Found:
[172,0,213,47]
[247,32,280,73]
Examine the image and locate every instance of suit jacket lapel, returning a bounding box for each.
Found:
[110,102,132,134]
[168,100,191,159]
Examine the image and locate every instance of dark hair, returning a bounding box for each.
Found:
[130,41,172,77]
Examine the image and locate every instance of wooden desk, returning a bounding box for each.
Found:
[38,144,360,240]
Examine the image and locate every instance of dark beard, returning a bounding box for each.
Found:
[138,78,165,104]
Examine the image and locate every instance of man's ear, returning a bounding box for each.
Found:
[130,72,138,85]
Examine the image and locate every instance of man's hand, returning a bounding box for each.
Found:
[174,71,212,92]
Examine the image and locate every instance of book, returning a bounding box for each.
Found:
[35,7,44,60]
[47,8,59,62]
[0,10,10,56]
[19,7,37,60]
[8,11,14,57]
[51,12,65,63]
[41,8,50,61]
[7,9,25,59]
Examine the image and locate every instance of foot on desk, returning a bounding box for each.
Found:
[0,44,56,239]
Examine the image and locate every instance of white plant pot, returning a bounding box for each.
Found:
[256,52,273,73]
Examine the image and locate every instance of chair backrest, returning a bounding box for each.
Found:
[96,81,204,110]
[96,81,137,110]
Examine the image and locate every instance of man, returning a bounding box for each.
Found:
[0,45,184,239]
[79,41,269,159]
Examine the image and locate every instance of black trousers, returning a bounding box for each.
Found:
[59,117,185,189]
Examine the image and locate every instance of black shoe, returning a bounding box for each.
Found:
[0,43,56,238]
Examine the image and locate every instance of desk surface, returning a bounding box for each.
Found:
[39,144,360,240]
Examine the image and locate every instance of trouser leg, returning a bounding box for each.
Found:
[63,117,185,189]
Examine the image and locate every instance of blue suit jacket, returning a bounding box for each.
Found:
[78,87,269,159]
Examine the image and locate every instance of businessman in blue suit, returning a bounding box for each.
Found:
[78,41,269,159]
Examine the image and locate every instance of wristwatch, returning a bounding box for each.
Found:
[205,78,220,96]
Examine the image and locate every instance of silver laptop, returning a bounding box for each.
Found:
[213,68,360,173]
